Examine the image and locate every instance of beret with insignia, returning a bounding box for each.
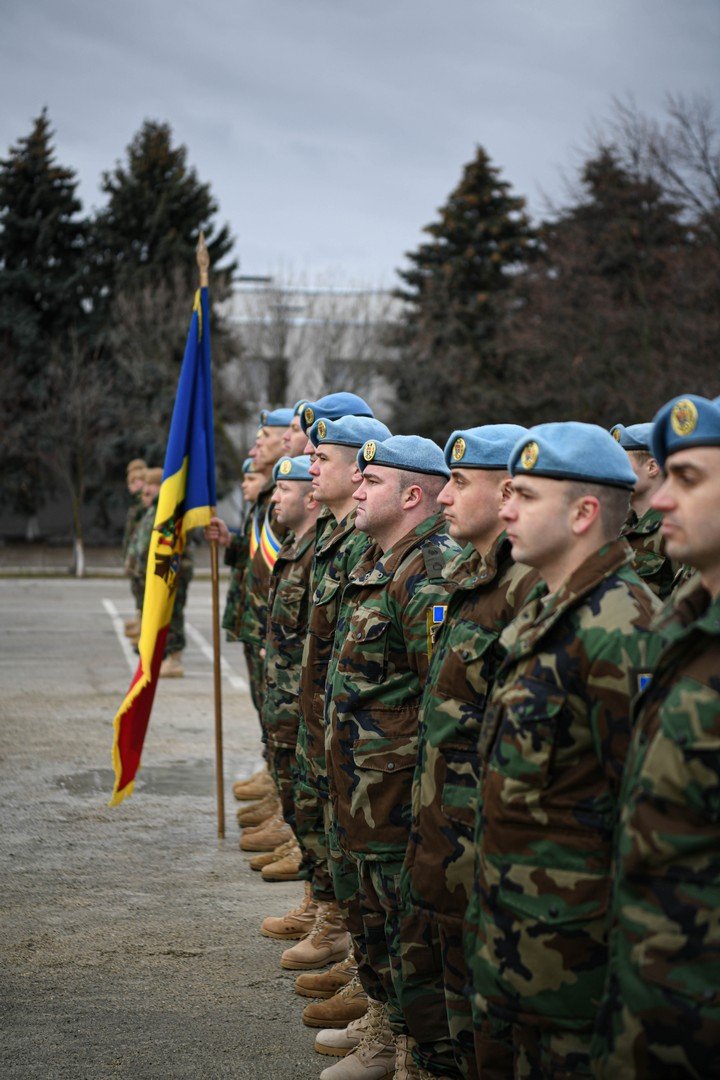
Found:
[651,394,720,467]
[609,423,653,452]
[241,457,254,475]
[272,454,314,483]
[309,415,391,449]
[299,392,375,433]
[508,422,637,489]
[259,407,295,428]
[357,434,450,478]
[444,424,528,470]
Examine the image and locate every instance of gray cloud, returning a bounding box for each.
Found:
[1,0,718,284]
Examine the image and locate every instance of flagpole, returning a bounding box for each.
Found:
[197,234,226,839]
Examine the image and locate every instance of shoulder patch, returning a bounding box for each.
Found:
[423,543,447,581]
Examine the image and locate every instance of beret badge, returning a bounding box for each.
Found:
[363,441,377,462]
[520,441,539,470]
[452,437,466,462]
[279,459,292,475]
[317,419,327,439]
[304,406,315,426]
[611,427,622,441]
[670,399,698,438]
[260,409,269,425]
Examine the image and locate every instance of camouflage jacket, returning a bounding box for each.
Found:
[327,512,459,861]
[221,513,252,641]
[622,506,676,600]
[122,496,145,563]
[261,523,317,749]
[471,540,660,1033]
[236,482,287,647]
[298,507,371,787]
[401,535,538,922]
[127,501,157,582]
[593,578,720,1077]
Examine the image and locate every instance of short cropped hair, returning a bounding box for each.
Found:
[563,481,631,541]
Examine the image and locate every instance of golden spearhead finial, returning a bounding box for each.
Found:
[196,231,210,287]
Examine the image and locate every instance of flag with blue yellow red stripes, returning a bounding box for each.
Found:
[109,285,216,806]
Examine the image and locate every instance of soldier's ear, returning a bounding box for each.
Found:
[647,457,661,479]
[499,477,513,507]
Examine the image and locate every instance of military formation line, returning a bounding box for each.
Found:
[122,390,720,1080]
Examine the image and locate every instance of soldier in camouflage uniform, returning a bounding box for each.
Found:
[398,426,538,1080]
[126,467,163,624]
[235,408,293,729]
[219,458,262,644]
[470,423,660,1078]
[321,435,459,1080]
[593,395,720,1078]
[262,454,320,834]
[283,410,391,982]
[610,423,677,599]
[122,459,148,638]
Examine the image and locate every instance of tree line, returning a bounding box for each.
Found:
[1,96,718,557]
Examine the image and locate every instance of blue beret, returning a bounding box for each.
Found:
[444,424,528,470]
[358,435,450,478]
[299,392,375,433]
[609,423,653,452]
[241,457,254,475]
[509,422,636,490]
[272,454,313,483]
[259,407,294,428]
[309,415,391,449]
[651,394,720,467]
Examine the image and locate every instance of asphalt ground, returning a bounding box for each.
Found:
[0,578,325,1079]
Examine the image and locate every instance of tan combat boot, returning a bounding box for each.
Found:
[159,651,184,678]
[317,1000,395,1078]
[232,768,275,801]
[236,792,280,827]
[393,1034,450,1079]
[295,955,357,999]
[280,901,350,970]
[261,842,302,881]
[314,998,386,1057]
[302,974,368,1028]
[249,837,296,871]
[260,882,318,940]
[239,815,293,852]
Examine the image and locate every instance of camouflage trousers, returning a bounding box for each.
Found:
[130,575,144,614]
[166,562,192,655]
[242,642,266,730]
[325,810,384,1004]
[357,858,408,1033]
[267,740,298,833]
[294,716,334,901]
[398,911,472,1078]
[474,1016,591,1079]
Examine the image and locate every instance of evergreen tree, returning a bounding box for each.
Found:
[89,120,242,497]
[92,119,236,296]
[0,109,88,515]
[499,146,707,425]
[390,146,536,441]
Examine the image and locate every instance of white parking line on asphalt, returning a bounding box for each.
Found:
[102,598,137,674]
[184,621,248,691]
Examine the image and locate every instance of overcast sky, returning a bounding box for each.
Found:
[1,0,718,287]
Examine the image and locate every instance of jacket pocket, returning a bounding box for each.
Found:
[273,581,306,631]
[485,676,567,790]
[342,613,392,685]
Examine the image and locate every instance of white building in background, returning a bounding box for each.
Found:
[219,277,404,450]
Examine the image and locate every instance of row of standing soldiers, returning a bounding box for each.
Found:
[122,462,194,678]
[205,390,719,1080]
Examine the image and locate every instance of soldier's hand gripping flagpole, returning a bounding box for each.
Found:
[197,234,226,839]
